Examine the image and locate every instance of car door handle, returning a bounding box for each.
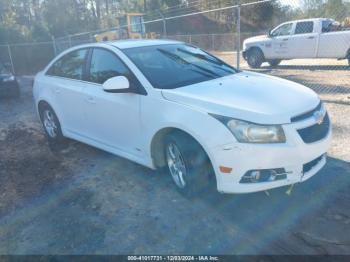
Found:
[282,38,289,41]
[86,97,96,104]
[307,36,315,39]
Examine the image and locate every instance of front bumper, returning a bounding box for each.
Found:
[210,115,332,194]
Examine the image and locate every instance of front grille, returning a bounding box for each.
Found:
[291,102,322,122]
[303,155,323,173]
[297,113,330,143]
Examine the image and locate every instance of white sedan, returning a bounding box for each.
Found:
[33,40,331,196]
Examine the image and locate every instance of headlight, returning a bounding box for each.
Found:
[2,75,15,82]
[211,114,286,143]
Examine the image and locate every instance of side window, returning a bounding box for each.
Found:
[295,22,314,34]
[89,48,132,84]
[271,23,293,37]
[47,49,87,80]
[322,20,332,33]
[322,20,341,33]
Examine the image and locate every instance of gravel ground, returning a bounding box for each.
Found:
[215,53,350,102]
[0,72,349,255]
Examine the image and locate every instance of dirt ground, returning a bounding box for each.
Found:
[0,66,349,254]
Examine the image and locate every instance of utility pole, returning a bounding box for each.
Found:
[7,44,15,75]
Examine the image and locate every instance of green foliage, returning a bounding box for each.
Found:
[302,0,350,20]
[0,0,349,44]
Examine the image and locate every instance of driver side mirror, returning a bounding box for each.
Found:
[103,76,130,93]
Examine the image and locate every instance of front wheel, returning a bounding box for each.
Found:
[247,48,264,68]
[164,132,213,197]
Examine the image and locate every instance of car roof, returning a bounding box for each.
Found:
[286,18,332,24]
[106,39,182,49]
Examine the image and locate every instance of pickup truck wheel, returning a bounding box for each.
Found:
[39,103,66,150]
[164,132,212,198]
[268,59,281,67]
[247,49,264,68]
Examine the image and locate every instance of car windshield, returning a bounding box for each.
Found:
[123,44,237,89]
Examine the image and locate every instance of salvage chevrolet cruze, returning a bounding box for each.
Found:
[33,40,331,196]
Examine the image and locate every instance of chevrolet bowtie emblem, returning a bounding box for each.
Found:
[313,110,325,125]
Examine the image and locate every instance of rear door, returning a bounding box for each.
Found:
[288,21,318,58]
[45,48,89,135]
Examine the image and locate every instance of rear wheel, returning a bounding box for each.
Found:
[247,48,264,69]
[268,59,281,67]
[164,132,213,198]
[39,103,66,149]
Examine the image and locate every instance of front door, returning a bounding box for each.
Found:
[82,47,142,156]
[270,22,294,59]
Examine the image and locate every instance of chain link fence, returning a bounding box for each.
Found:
[1,0,349,99]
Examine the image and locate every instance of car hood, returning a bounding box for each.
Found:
[244,35,270,44]
[161,71,319,124]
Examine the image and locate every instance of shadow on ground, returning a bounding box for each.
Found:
[0,135,349,255]
[261,65,349,71]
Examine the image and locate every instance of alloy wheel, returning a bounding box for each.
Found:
[43,110,58,138]
[166,142,187,189]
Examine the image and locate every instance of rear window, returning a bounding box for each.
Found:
[295,21,314,34]
[47,49,88,80]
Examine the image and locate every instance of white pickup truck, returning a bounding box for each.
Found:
[242,18,350,68]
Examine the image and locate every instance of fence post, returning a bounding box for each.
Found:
[88,33,93,43]
[211,34,215,50]
[236,3,241,70]
[157,11,167,38]
[7,44,15,75]
[52,36,57,56]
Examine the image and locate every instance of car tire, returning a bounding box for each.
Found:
[268,59,281,67]
[164,132,213,198]
[39,103,66,149]
[247,48,264,69]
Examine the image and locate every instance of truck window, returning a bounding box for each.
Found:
[295,22,314,34]
[322,20,342,33]
[271,23,293,37]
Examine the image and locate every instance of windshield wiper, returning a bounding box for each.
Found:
[177,48,236,74]
[177,48,223,65]
[157,48,220,78]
